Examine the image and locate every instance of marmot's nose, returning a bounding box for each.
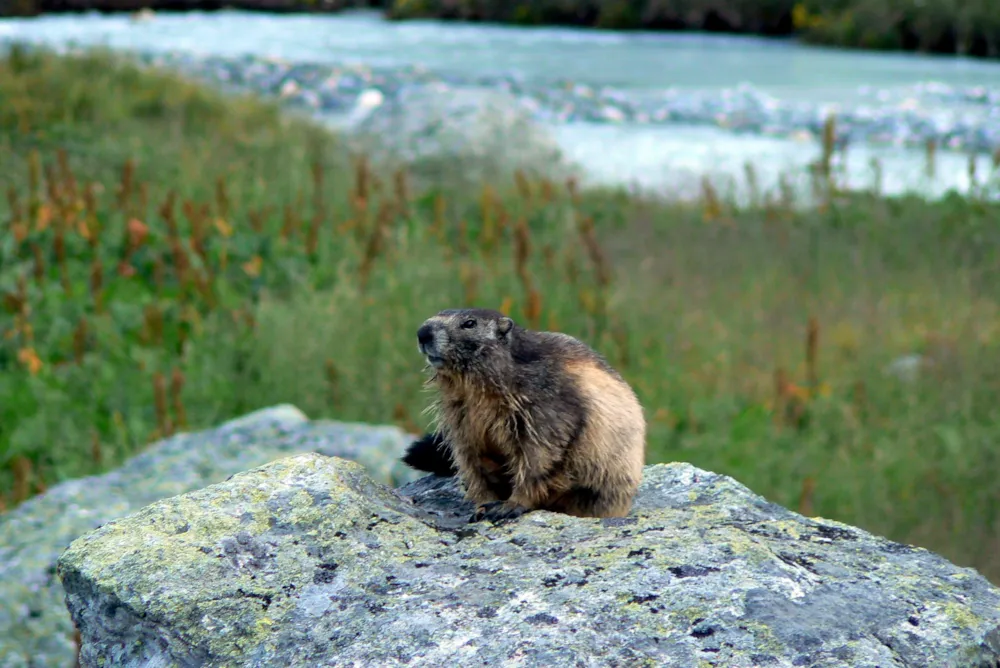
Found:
[417,324,435,347]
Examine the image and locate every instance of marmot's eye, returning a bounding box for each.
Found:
[461,319,477,329]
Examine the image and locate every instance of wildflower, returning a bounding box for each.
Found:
[17,347,42,375]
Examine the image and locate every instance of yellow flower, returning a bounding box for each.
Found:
[17,347,42,375]
[214,218,234,238]
[35,203,52,232]
[242,255,263,278]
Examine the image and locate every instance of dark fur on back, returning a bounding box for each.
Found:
[405,307,646,521]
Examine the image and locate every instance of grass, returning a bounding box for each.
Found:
[2,44,1000,585]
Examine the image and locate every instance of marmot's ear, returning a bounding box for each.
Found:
[497,317,513,338]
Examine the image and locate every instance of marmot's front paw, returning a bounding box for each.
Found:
[470,501,529,524]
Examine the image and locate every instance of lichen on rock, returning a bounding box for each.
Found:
[58,452,1000,667]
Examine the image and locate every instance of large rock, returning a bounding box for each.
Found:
[346,85,577,188]
[0,406,421,668]
[59,452,1000,667]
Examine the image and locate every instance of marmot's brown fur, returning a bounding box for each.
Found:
[402,308,646,523]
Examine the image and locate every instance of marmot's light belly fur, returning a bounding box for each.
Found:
[402,308,646,522]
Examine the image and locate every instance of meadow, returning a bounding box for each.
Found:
[1,44,999,583]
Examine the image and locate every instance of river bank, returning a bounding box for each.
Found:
[4,9,1000,202]
[3,0,1000,62]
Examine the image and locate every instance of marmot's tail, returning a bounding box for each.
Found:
[402,431,458,477]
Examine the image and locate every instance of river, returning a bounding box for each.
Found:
[3,9,1000,202]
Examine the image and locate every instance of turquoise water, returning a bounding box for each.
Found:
[3,9,1000,200]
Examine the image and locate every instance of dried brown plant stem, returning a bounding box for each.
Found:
[806,316,820,391]
[117,159,135,213]
[152,372,172,439]
[89,257,104,313]
[11,456,32,504]
[798,476,816,517]
[576,215,612,288]
[171,368,187,429]
[393,167,409,219]
[72,317,88,364]
[307,160,325,257]
[358,201,393,292]
[324,359,340,407]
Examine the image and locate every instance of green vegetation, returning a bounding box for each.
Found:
[386,0,1000,60]
[2,46,1000,587]
[3,0,999,59]
[794,0,1000,57]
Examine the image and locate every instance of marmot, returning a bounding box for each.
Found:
[402,308,646,523]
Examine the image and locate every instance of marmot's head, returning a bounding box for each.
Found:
[417,308,516,377]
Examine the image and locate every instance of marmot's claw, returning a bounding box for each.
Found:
[470,501,528,524]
